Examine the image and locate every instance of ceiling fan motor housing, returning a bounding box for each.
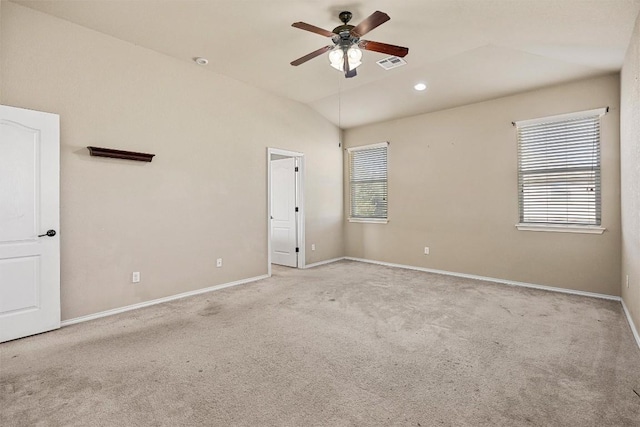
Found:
[332,16,359,53]
[333,31,359,49]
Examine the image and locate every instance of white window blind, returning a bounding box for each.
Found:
[516,108,606,226]
[348,142,388,220]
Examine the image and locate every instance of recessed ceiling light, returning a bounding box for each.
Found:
[194,57,209,65]
[414,82,427,91]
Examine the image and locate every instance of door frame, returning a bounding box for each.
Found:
[267,148,305,276]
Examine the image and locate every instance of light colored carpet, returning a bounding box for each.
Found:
[1,260,639,426]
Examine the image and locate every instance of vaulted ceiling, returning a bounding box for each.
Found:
[13,0,640,128]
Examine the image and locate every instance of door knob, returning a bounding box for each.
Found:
[38,229,56,237]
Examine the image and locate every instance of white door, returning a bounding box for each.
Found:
[0,105,60,343]
[270,157,297,267]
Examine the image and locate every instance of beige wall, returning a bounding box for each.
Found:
[344,74,621,296]
[621,12,640,333]
[1,3,343,320]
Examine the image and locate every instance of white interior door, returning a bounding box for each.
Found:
[270,157,297,267]
[0,105,60,343]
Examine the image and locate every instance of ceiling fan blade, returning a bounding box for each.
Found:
[350,11,390,38]
[345,68,357,78]
[290,45,333,66]
[292,22,335,38]
[358,40,409,57]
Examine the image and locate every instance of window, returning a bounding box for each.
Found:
[515,108,606,233]
[348,142,388,222]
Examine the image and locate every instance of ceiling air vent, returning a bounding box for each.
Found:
[376,56,407,70]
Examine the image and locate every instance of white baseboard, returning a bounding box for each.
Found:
[621,299,640,350]
[343,257,621,301]
[61,274,269,327]
[304,257,346,269]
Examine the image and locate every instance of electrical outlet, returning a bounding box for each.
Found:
[216,258,223,268]
[424,247,430,255]
[311,244,316,251]
[132,272,140,283]
[627,275,629,288]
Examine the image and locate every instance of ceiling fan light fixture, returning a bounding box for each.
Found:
[328,46,363,72]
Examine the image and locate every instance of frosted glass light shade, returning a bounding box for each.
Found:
[329,46,363,71]
[329,48,344,71]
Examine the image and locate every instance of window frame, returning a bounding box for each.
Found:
[514,108,607,234]
[347,142,389,224]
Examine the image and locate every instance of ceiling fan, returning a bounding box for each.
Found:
[290,10,409,78]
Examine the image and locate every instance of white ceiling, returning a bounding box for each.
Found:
[12,0,640,129]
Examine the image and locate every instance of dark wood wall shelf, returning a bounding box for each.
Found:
[87,146,155,162]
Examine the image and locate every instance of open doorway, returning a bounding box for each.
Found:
[267,148,305,276]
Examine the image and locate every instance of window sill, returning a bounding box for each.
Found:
[515,223,605,234]
[348,218,388,224]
